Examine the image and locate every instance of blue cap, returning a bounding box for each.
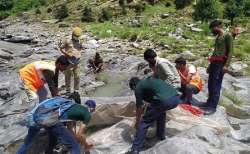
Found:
[85,100,96,109]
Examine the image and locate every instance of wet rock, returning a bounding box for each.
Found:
[144,126,250,154]
[229,62,248,76]
[131,42,140,49]
[0,125,27,147]
[4,36,34,44]
[179,50,194,59]
[231,123,250,143]
[0,49,13,60]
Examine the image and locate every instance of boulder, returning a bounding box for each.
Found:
[4,36,33,44]
[144,126,250,154]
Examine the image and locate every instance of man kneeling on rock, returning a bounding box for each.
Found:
[175,57,203,104]
[126,77,182,154]
[17,93,95,154]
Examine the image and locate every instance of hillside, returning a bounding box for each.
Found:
[1,0,250,74]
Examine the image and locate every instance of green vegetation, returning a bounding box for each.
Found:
[0,0,14,11]
[54,4,69,20]
[193,0,222,22]
[0,0,52,19]
[81,6,95,22]
[99,8,113,22]
[224,0,244,25]
[174,0,193,10]
[0,0,250,67]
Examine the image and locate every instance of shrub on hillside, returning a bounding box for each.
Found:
[224,0,244,25]
[134,3,146,14]
[81,6,95,22]
[193,0,221,22]
[98,8,112,22]
[35,8,41,14]
[174,0,193,10]
[0,0,14,11]
[54,4,69,20]
[243,0,250,16]
[0,11,10,20]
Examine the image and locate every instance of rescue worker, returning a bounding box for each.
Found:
[59,27,83,95]
[87,52,103,73]
[19,55,70,104]
[202,20,233,115]
[16,93,95,154]
[175,57,203,104]
[143,49,181,89]
[126,77,181,154]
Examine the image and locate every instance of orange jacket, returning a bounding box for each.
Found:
[19,61,55,92]
[178,64,203,91]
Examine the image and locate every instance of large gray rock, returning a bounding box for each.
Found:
[144,126,250,154]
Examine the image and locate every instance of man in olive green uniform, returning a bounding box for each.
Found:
[59,27,83,94]
[202,20,233,115]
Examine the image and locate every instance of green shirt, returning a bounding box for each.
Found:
[65,104,91,124]
[213,33,233,66]
[135,78,177,107]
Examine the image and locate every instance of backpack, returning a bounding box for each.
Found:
[27,97,75,127]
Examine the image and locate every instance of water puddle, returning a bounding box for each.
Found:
[87,71,129,97]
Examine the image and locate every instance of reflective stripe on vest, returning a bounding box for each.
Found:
[19,61,55,92]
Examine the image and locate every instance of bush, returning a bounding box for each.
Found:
[174,0,193,10]
[134,3,146,14]
[81,6,95,22]
[0,0,14,11]
[35,8,41,14]
[165,2,171,7]
[0,11,10,20]
[243,0,250,16]
[54,4,69,20]
[47,7,52,13]
[193,0,221,22]
[224,0,244,25]
[98,8,112,22]
[38,0,46,6]
[119,0,126,7]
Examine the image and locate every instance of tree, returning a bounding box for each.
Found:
[193,0,221,22]
[0,0,13,11]
[54,4,69,20]
[81,6,95,22]
[243,0,250,16]
[98,8,112,22]
[174,0,193,9]
[224,0,244,25]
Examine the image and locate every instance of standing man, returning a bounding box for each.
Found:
[126,77,181,154]
[16,93,95,154]
[19,55,70,104]
[143,49,181,88]
[59,27,83,95]
[175,57,203,104]
[203,20,233,115]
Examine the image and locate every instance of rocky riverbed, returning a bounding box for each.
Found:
[0,20,250,154]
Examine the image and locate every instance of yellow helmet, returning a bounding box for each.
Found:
[72,27,82,37]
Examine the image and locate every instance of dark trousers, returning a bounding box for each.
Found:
[16,123,80,154]
[131,95,181,152]
[180,84,199,104]
[206,62,224,109]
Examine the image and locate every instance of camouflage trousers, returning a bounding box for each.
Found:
[64,63,80,93]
